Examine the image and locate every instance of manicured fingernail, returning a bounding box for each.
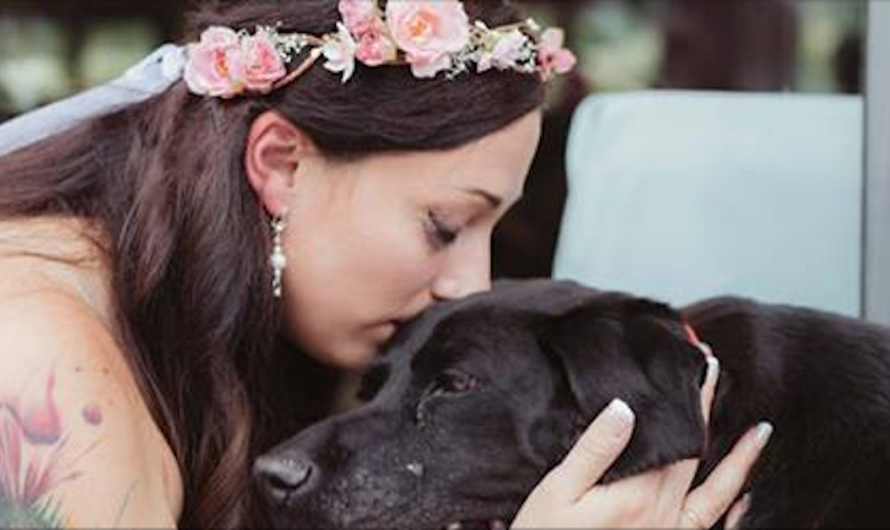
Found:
[754,422,774,447]
[605,398,635,427]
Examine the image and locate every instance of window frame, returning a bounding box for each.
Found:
[863,0,890,325]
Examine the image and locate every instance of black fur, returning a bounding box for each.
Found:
[256,279,890,529]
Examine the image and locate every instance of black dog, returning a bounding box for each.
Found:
[255,279,890,528]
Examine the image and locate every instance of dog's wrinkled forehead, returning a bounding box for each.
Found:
[379,279,603,362]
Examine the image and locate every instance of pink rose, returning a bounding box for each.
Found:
[386,0,470,78]
[339,0,380,36]
[355,21,398,67]
[478,29,529,73]
[184,26,247,98]
[537,28,577,80]
[243,33,287,93]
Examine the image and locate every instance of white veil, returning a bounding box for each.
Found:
[0,43,186,157]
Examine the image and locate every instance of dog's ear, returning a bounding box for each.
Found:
[538,297,708,483]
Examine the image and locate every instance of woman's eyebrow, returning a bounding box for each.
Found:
[460,187,503,209]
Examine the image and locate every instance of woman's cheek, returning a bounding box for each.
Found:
[363,211,439,303]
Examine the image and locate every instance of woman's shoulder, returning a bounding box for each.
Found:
[0,258,183,526]
[0,287,126,386]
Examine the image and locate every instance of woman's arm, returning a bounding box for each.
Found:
[0,292,180,528]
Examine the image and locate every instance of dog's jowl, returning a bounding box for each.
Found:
[255,279,890,529]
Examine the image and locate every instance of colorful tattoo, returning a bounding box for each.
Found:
[81,402,103,427]
[0,368,101,528]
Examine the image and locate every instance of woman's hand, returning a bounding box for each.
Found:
[512,354,772,529]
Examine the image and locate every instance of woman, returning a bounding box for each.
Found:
[0,0,769,528]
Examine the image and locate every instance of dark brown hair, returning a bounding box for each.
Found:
[0,0,544,527]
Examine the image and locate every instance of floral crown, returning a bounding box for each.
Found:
[182,0,577,99]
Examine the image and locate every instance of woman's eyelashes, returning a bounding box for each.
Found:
[425,210,461,249]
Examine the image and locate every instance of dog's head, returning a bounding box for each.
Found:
[255,280,709,529]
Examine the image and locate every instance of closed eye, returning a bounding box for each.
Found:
[425,211,460,249]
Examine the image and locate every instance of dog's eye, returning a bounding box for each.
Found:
[430,370,482,396]
[415,370,483,424]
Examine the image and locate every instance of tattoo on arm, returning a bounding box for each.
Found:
[0,367,120,528]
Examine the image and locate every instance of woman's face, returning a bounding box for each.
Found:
[280,110,542,369]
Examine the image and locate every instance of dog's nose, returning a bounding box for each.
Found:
[254,455,315,505]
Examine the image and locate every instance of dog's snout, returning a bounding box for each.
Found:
[254,455,315,505]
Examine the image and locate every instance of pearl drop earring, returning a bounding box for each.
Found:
[269,213,288,298]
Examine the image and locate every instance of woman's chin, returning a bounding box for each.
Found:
[285,321,397,371]
[306,336,380,371]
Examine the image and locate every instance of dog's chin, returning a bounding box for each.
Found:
[442,518,510,530]
[266,506,514,530]
[267,513,512,530]
[430,500,521,530]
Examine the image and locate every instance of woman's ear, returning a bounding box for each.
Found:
[537,300,708,483]
[245,110,317,216]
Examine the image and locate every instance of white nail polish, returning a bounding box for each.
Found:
[606,398,635,425]
[755,422,774,446]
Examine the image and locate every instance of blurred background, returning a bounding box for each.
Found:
[0,0,868,278]
[0,0,878,434]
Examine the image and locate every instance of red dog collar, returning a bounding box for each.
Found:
[684,322,714,357]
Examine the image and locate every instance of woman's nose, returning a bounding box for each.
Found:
[432,244,492,301]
